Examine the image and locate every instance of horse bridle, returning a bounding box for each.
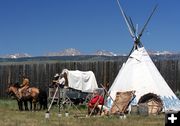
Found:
[9,87,20,98]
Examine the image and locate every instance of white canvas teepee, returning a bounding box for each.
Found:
[107,47,180,111]
[107,0,180,111]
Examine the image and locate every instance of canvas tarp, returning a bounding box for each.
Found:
[62,69,98,93]
[111,91,135,114]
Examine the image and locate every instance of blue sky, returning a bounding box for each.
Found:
[0,0,180,56]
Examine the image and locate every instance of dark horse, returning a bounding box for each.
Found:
[7,83,47,111]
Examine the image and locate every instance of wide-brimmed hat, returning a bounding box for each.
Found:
[54,73,59,78]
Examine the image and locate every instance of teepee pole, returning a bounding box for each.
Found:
[138,4,158,38]
[116,0,135,38]
[100,84,122,113]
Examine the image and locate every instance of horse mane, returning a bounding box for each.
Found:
[12,82,21,88]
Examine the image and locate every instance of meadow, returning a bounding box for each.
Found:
[0,99,165,126]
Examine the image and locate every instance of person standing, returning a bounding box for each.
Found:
[53,73,66,88]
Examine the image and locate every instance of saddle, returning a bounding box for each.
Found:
[22,88,32,97]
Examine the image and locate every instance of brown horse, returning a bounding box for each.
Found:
[7,83,41,111]
[7,83,28,111]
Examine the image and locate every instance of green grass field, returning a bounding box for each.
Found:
[0,99,165,126]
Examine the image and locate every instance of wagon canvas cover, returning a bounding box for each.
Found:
[63,69,98,93]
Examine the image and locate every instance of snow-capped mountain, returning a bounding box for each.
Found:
[46,48,119,56]
[1,48,179,59]
[147,50,176,56]
[46,48,81,56]
[0,53,31,59]
[94,50,118,56]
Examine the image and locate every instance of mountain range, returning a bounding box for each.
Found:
[0,48,179,59]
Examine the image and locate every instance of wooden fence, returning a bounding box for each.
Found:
[0,59,180,98]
